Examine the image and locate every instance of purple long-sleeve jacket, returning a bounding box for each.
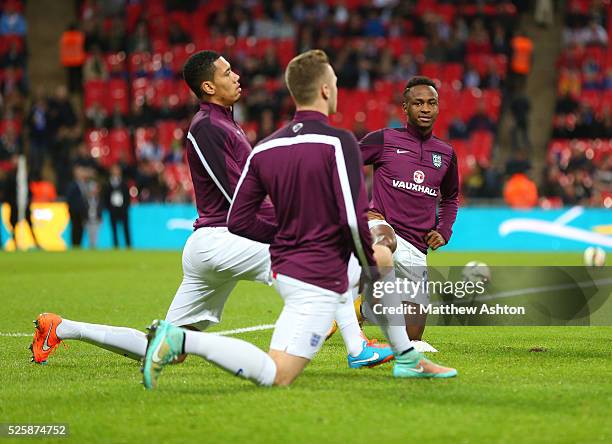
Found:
[228,111,377,293]
[185,102,275,229]
[360,123,459,254]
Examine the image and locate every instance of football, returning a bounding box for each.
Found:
[583,246,606,267]
[462,261,491,284]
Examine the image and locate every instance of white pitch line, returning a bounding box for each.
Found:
[210,324,275,336]
[0,324,276,338]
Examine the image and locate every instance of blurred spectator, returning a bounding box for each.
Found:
[66,165,89,248]
[106,104,128,129]
[390,53,418,82]
[466,19,492,55]
[352,120,368,141]
[574,104,604,138]
[535,0,554,28]
[72,143,98,171]
[1,39,27,69]
[448,115,468,139]
[555,92,579,115]
[60,24,86,93]
[138,132,163,162]
[104,164,131,248]
[135,159,166,202]
[364,8,385,37]
[1,156,39,250]
[480,60,504,89]
[356,57,373,90]
[505,149,532,176]
[463,162,486,198]
[83,46,109,82]
[0,1,27,36]
[467,102,496,135]
[463,64,481,89]
[26,94,51,177]
[504,173,538,208]
[257,47,282,79]
[48,85,79,195]
[557,67,581,97]
[509,91,531,149]
[1,66,27,97]
[491,22,510,55]
[128,101,156,127]
[104,17,127,53]
[128,22,151,53]
[85,179,102,248]
[0,123,22,160]
[564,19,608,47]
[425,33,447,63]
[256,109,276,143]
[510,30,533,90]
[85,101,108,128]
[168,22,190,45]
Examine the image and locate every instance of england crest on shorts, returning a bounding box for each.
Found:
[432,153,442,169]
[310,333,322,347]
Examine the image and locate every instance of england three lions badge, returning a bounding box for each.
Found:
[432,153,442,168]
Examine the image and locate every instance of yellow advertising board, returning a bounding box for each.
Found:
[1,203,69,251]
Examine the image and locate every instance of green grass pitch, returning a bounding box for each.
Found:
[1,251,610,443]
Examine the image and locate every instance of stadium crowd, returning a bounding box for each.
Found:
[547,0,611,207]
[72,0,521,208]
[0,0,610,249]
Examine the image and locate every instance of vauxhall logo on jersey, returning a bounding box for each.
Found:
[392,170,438,197]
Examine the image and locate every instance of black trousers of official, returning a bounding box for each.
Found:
[70,214,85,248]
[109,211,131,248]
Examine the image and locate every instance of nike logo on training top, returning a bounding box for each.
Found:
[42,322,53,351]
[359,125,459,254]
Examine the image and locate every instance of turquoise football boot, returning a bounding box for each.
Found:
[393,349,457,379]
[142,320,185,389]
[348,339,394,368]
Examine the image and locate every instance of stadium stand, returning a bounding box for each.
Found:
[0,0,28,174]
[545,0,611,208]
[74,0,518,204]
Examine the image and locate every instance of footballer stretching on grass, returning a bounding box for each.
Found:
[29,50,391,370]
[142,49,456,389]
[329,76,459,353]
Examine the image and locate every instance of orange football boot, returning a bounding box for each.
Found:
[30,313,63,364]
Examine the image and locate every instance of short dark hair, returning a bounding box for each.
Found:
[403,76,437,98]
[182,50,220,99]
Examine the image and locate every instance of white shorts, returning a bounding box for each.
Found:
[165,227,271,330]
[368,219,429,305]
[270,273,345,360]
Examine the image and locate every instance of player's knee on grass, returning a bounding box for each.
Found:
[268,350,310,386]
[370,223,397,253]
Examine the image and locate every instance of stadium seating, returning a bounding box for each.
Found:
[547,0,610,206]
[77,0,516,202]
